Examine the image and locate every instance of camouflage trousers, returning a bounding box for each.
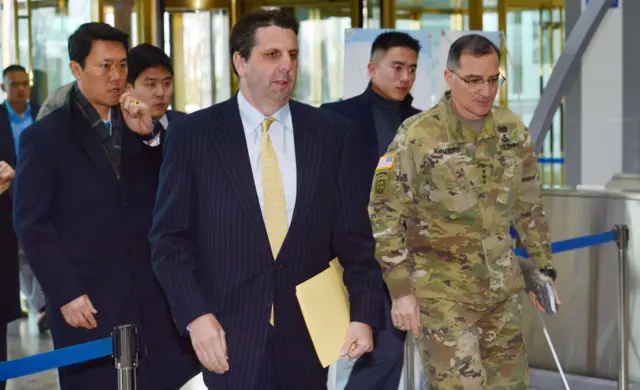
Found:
[417,294,528,390]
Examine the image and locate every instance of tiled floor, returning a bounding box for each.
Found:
[6,317,58,390]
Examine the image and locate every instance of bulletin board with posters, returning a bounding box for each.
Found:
[435,30,503,100]
[342,28,433,111]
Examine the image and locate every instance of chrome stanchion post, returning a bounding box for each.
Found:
[614,225,629,390]
[404,335,415,390]
[113,324,139,390]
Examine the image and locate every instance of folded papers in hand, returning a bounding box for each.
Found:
[518,258,558,315]
[296,259,350,368]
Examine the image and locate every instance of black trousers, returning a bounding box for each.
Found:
[254,325,281,390]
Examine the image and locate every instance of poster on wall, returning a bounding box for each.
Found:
[435,30,503,100]
[343,28,433,110]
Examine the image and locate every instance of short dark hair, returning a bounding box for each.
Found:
[127,43,173,84]
[370,32,421,60]
[68,22,129,68]
[446,34,500,69]
[3,64,27,78]
[229,9,299,75]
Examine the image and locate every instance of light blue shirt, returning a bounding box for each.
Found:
[237,90,297,226]
[6,101,33,156]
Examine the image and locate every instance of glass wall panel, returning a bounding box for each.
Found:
[0,6,3,69]
[104,0,134,43]
[170,9,230,113]
[503,7,564,186]
[420,13,461,83]
[2,1,17,69]
[31,0,93,102]
[502,10,541,124]
[16,2,29,71]
[364,0,381,28]
[295,7,350,105]
[105,6,138,46]
[396,18,420,30]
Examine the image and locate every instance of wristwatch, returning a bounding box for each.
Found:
[539,265,557,281]
[142,126,160,141]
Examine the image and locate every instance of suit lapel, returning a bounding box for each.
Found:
[210,97,270,249]
[289,101,321,224]
[30,105,39,122]
[0,105,16,167]
[70,107,120,188]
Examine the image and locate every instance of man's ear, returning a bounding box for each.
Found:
[69,61,83,79]
[367,62,376,79]
[126,83,134,93]
[233,52,246,77]
[444,69,454,90]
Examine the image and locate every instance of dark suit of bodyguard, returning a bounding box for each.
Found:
[12,23,198,389]
[321,31,422,390]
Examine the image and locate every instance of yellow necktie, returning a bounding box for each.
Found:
[260,117,288,325]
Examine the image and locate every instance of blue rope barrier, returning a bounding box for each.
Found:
[513,229,617,258]
[0,336,112,381]
[537,157,565,164]
[0,229,619,381]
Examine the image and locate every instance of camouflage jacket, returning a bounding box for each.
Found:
[369,92,553,305]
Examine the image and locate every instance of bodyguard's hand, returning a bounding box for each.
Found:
[189,314,229,374]
[0,161,14,195]
[391,294,421,338]
[119,92,153,136]
[340,321,373,359]
[60,294,98,329]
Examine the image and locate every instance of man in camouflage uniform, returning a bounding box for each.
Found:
[368,34,560,389]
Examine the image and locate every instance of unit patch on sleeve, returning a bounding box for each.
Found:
[372,171,392,199]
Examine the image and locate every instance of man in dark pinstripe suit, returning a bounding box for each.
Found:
[150,9,383,390]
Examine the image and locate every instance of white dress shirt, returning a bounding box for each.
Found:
[158,112,169,130]
[237,90,297,226]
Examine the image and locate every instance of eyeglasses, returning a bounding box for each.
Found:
[92,62,127,77]
[449,69,505,89]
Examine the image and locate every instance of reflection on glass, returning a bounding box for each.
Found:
[178,10,230,113]
[16,3,29,71]
[31,0,93,99]
[396,19,420,30]
[104,0,134,43]
[295,8,350,106]
[418,14,465,104]
[364,0,381,28]
[105,7,138,46]
[163,12,171,56]
[0,7,3,69]
[500,8,564,186]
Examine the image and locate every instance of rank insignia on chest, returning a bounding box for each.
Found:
[500,135,519,150]
[376,153,395,171]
